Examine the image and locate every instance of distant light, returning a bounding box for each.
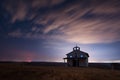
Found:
[27,59,32,63]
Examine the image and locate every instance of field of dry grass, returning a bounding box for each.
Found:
[0,63,120,80]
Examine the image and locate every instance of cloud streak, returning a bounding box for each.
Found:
[2,0,120,44]
[41,0,120,44]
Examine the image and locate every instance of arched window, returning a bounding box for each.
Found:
[70,56,72,58]
[80,55,83,58]
[73,46,80,51]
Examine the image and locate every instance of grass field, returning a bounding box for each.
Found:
[0,63,120,80]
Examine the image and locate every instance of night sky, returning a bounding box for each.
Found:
[0,0,120,62]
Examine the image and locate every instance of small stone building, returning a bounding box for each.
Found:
[63,46,89,67]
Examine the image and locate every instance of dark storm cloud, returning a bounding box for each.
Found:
[0,0,120,44]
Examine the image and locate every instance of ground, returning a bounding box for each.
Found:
[0,63,120,80]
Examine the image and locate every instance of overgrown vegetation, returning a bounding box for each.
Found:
[0,63,120,80]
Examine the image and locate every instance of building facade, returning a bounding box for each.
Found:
[63,46,89,67]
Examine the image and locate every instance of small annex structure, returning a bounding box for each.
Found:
[63,46,89,67]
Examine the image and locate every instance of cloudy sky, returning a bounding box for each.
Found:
[0,0,120,62]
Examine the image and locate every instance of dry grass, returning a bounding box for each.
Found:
[0,63,120,80]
